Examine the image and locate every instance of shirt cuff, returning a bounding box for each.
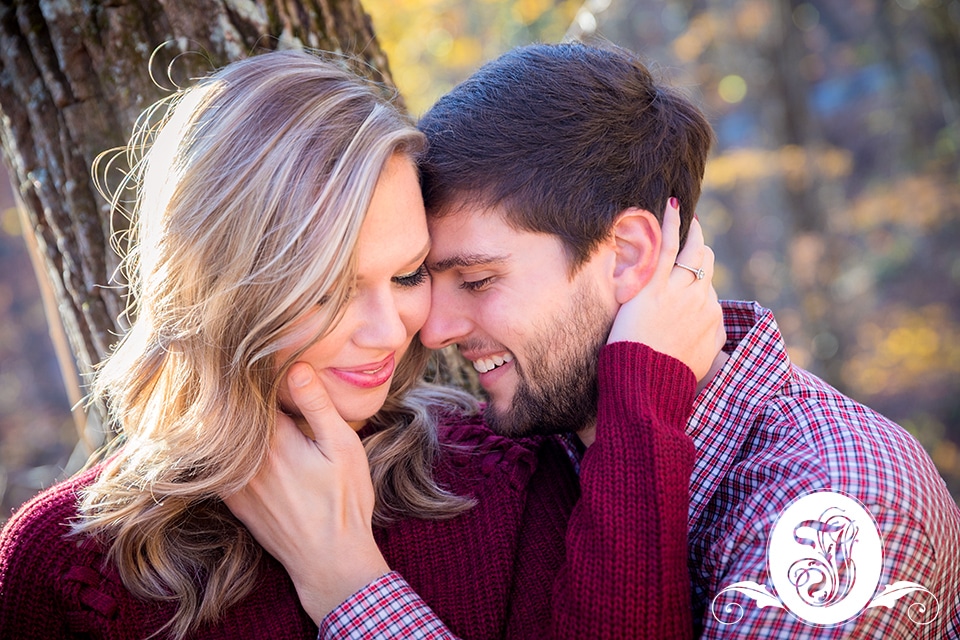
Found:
[318,571,454,639]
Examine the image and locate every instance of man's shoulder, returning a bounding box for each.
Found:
[717,301,938,498]
[699,302,951,523]
[694,356,955,546]
[770,365,941,495]
[708,383,959,566]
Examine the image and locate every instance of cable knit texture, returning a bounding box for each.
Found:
[0,343,696,639]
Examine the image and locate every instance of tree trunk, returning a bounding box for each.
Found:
[0,0,401,447]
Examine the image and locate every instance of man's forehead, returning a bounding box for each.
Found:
[427,206,512,242]
[426,206,511,261]
[427,202,508,231]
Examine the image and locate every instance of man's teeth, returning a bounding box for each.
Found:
[472,353,514,373]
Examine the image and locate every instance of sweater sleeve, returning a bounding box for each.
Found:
[551,341,696,639]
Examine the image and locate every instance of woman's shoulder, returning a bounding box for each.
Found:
[0,464,102,565]
[0,464,112,636]
[436,405,517,449]
[435,406,543,484]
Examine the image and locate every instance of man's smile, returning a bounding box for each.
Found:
[469,352,515,374]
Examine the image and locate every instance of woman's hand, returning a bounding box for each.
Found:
[607,199,725,383]
[223,363,389,625]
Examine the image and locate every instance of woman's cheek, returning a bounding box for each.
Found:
[403,284,432,336]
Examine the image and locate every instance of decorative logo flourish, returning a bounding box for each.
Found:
[789,508,858,608]
[711,491,939,627]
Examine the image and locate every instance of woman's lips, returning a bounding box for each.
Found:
[328,353,396,389]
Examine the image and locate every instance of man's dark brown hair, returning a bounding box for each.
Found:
[418,41,714,269]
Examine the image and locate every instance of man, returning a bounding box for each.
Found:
[230,42,960,638]
[414,42,960,638]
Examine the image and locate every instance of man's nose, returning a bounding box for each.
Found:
[420,281,471,350]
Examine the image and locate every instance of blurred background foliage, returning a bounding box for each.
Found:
[1,0,958,521]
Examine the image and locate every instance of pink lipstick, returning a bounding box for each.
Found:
[329,353,396,389]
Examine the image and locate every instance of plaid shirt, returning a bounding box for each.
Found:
[689,301,960,639]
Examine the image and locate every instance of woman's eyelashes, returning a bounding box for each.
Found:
[392,263,429,288]
[317,264,427,305]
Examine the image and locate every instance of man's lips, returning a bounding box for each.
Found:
[328,353,396,389]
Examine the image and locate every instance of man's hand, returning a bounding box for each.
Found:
[607,199,725,382]
[224,363,390,625]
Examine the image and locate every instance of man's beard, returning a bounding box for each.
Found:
[484,282,612,438]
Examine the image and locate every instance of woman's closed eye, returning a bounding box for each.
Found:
[392,263,429,288]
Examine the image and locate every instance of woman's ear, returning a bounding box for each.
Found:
[611,207,661,304]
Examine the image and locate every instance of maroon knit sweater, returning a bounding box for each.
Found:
[0,343,695,639]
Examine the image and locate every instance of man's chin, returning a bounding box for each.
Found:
[482,402,569,439]
[483,402,531,438]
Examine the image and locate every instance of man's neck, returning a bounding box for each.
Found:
[576,422,598,448]
[576,350,729,448]
[698,351,728,395]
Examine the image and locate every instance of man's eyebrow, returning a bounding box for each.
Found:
[427,252,509,273]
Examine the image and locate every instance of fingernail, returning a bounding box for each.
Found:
[669,197,679,209]
[290,365,312,388]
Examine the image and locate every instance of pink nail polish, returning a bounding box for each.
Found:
[669,197,679,209]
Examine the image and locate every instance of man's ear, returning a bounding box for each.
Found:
[611,207,661,304]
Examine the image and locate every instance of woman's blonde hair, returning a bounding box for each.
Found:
[77,49,476,639]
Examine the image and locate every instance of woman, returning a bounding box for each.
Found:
[0,49,718,639]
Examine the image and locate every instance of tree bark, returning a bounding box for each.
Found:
[0,0,401,445]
